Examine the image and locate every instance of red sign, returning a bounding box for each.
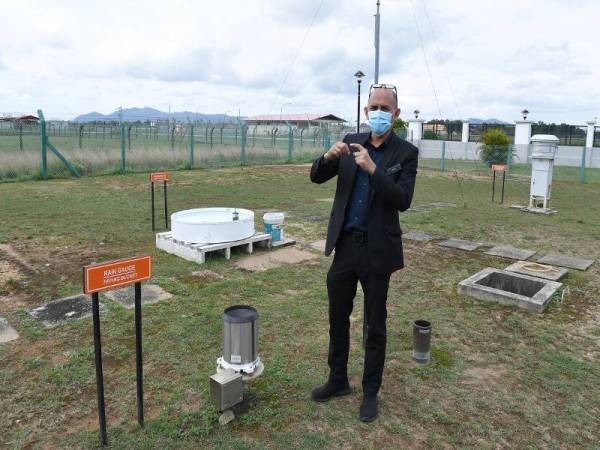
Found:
[491,164,507,172]
[150,172,171,182]
[83,256,152,294]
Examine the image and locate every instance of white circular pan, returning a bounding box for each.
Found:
[171,208,255,244]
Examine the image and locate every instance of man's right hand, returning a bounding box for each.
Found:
[324,142,350,161]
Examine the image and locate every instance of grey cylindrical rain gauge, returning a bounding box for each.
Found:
[212,305,263,413]
[412,320,432,364]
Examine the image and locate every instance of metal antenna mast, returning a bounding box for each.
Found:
[374,0,381,83]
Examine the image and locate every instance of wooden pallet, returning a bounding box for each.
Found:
[156,232,272,264]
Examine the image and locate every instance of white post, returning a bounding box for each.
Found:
[461,119,469,143]
[514,120,532,146]
[407,119,424,142]
[585,120,596,149]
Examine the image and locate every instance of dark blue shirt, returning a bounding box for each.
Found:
[343,138,387,232]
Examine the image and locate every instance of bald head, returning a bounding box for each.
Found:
[365,87,400,122]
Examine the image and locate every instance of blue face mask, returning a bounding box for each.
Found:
[367,110,393,135]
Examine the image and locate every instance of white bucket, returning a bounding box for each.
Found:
[263,212,285,243]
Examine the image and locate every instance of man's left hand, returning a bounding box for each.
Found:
[349,143,376,175]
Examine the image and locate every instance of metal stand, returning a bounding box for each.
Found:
[92,282,144,445]
[150,181,169,231]
[492,170,506,203]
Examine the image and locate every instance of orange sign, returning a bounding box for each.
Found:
[150,172,171,182]
[491,164,507,172]
[83,256,152,294]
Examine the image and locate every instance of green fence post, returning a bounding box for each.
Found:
[189,122,195,168]
[440,141,446,172]
[580,146,586,183]
[506,144,513,175]
[287,123,293,163]
[239,120,247,166]
[37,109,48,179]
[120,122,126,174]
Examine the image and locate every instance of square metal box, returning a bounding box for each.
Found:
[210,371,243,411]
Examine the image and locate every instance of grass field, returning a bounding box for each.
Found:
[1,165,599,449]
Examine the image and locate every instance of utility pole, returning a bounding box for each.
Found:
[374,0,381,84]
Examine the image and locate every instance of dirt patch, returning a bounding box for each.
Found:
[191,269,225,283]
[235,248,318,272]
[461,365,508,385]
[0,294,30,312]
[0,260,23,285]
[0,244,37,273]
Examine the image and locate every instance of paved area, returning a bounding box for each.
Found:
[104,284,173,309]
[484,245,536,261]
[438,239,482,252]
[537,254,595,271]
[403,230,435,243]
[29,294,103,327]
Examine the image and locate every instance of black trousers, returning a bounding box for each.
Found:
[326,231,391,396]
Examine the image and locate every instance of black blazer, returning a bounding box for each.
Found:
[310,132,418,274]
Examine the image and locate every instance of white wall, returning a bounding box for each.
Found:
[415,140,600,168]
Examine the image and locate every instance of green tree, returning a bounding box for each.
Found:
[478,128,510,166]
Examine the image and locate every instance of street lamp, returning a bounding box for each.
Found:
[521,109,529,120]
[354,70,365,134]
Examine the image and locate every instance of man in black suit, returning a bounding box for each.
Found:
[309,84,418,422]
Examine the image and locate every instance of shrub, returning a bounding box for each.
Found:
[479,128,510,166]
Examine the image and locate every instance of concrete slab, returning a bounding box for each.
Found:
[235,248,318,272]
[29,294,103,327]
[403,230,435,243]
[458,267,562,313]
[505,261,568,282]
[484,245,536,261]
[537,254,594,271]
[308,240,326,252]
[438,239,481,252]
[0,317,19,343]
[104,284,173,309]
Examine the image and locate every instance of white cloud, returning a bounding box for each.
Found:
[0,0,598,124]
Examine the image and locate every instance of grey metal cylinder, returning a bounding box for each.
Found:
[222,305,258,365]
[412,319,432,364]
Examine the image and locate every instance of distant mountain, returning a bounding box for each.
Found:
[73,107,238,123]
[468,118,511,125]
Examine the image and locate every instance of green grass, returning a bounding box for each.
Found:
[0,165,599,449]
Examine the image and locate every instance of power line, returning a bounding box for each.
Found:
[420,0,462,119]
[409,0,442,119]
[268,0,324,114]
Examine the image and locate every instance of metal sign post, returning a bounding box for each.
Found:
[150,172,171,231]
[491,164,507,203]
[83,256,152,446]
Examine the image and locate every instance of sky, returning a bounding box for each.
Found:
[1,0,598,124]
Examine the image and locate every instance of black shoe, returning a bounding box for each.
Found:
[359,395,378,422]
[311,381,351,402]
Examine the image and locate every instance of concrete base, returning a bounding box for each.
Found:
[537,254,594,271]
[458,268,562,312]
[271,238,296,248]
[0,317,19,343]
[308,240,326,252]
[29,294,103,327]
[403,230,436,242]
[484,245,536,261]
[520,207,557,215]
[104,284,173,309]
[439,239,482,251]
[505,261,568,282]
